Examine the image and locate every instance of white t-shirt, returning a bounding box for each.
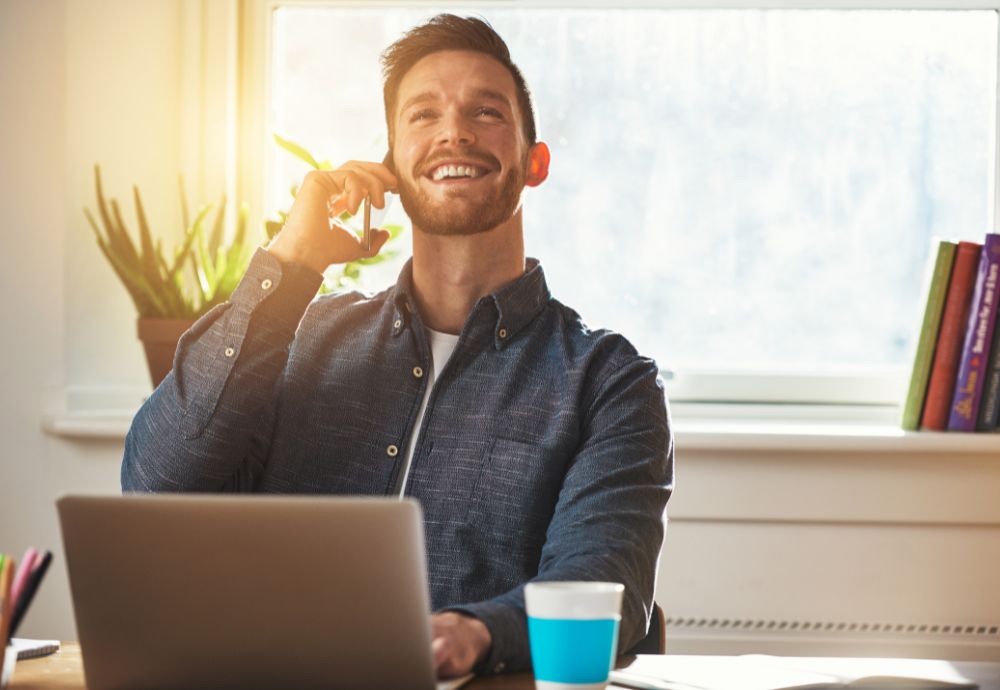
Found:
[397,327,460,496]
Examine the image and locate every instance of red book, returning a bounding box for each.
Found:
[921,241,983,430]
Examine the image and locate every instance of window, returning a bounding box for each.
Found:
[264,3,997,405]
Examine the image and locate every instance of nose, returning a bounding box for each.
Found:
[436,107,476,147]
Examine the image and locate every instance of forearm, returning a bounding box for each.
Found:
[453,356,674,674]
[451,502,666,674]
[121,249,322,492]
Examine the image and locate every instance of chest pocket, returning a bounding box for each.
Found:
[468,437,562,556]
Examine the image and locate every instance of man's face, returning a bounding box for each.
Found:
[390,50,531,236]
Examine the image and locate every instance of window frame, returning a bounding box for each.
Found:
[239,0,1000,410]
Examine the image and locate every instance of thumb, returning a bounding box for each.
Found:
[361,228,391,259]
[431,636,449,671]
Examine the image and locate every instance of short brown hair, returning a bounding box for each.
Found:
[380,14,537,146]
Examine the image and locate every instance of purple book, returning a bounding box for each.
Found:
[948,233,1000,431]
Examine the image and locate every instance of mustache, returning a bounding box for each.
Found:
[418,149,499,176]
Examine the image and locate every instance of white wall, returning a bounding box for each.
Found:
[0,0,185,640]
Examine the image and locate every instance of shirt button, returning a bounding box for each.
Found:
[498,328,508,339]
[493,661,506,674]
[224,347,235,357]
[386,445,399,457]
[260,278,273,290]
[413,366,424,378]
[394,319,402,329]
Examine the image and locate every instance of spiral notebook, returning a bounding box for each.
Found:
[12,638,60,660]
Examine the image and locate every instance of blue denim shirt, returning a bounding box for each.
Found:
[122,248,674,674]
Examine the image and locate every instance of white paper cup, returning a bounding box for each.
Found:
[525,582,624,690]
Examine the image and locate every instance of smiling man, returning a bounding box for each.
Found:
[122,14,673,679]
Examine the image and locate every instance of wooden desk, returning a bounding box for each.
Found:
[10,644,1000,689]
[8,644,540,690]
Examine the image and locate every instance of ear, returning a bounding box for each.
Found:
[524,141,550,187]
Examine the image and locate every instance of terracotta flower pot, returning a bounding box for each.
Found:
[137,317,195,388]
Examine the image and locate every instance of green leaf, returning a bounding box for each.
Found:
[194,211,217,297]
[93,166,126,258]
[273,132,321,169]
[90,226,154,316]
[171,205,211,277]
[107,199,142,272]
[208,196,227,257]
[132,185,160,289]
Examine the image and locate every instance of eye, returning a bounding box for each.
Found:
[409,109,436,123]
[475,106,503,119]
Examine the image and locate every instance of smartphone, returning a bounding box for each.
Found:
[364,149,396,252]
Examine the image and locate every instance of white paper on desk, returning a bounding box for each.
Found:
[741,656,977,689]
[611,655,847,690]
[437,673,474,690]
[609,655,977,690]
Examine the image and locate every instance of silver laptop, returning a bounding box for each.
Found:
[57,494,444,690]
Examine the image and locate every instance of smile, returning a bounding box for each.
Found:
[427,163,491,182]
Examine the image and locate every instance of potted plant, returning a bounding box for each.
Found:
[84,165,253,387]
[87,138,406,388]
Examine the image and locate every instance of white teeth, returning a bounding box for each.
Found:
[431,164,483,181]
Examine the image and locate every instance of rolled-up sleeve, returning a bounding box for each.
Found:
[448,355,674,674]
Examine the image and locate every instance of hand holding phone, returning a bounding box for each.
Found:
[267,155,398,274]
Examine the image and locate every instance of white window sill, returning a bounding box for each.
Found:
[41,388,1000,454]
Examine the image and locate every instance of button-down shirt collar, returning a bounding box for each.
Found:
[390,257,552,350]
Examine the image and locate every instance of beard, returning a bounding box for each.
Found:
[397,150,525,236]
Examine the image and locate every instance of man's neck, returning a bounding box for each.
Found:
[410,210,526,335]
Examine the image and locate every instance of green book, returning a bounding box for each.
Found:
[901,239,958,430]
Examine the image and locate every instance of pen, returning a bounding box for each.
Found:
[10,547,39,605]
[8,550,51,640]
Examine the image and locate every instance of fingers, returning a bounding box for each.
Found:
[276,158,397,273]
[340,166,386,214]
[304,161,398,216]
[367,228,391,257]
[342,159,399,193]
[431,637,449,672]
[323,225,390,263]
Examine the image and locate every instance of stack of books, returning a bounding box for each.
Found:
[0,548,53,685]
[901,233,1000,432]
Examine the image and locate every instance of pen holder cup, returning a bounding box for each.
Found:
[0,644,15,688]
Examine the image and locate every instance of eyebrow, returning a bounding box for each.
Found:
[472,88,513,110]
[398,88,514,115]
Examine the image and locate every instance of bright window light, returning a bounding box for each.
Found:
[268,7,997,402]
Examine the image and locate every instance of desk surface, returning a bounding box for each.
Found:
[9,644,1000,690]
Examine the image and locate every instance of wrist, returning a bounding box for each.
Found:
[265,241,325,276]
[465,615,492,665]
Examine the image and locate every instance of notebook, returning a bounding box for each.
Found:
[11,638,60,660]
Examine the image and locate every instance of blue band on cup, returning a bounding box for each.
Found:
[528,617,620,684]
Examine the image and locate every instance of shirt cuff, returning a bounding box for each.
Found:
[229,247,324,332]
[444,600,530,675]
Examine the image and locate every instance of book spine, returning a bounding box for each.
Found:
[975,296,1000,431]
[901,240,957,430]
[921,241,983,431]
[948,234,1000,431]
